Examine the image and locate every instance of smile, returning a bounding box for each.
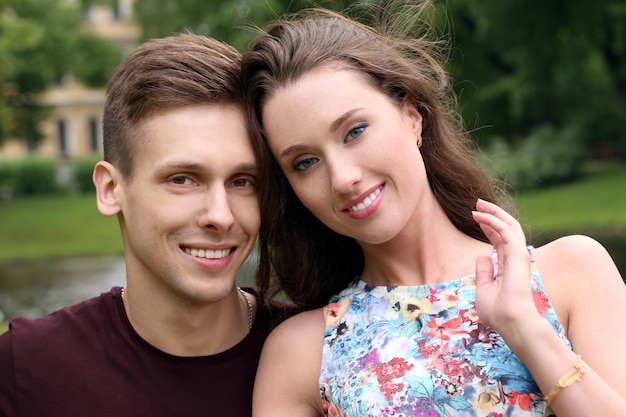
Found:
[183,247,232,259]
[347,186,382,212]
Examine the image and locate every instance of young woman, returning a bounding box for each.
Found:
[242,2,626,416]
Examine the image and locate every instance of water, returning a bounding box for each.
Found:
[0,253,258,323]
[0,256,125,322]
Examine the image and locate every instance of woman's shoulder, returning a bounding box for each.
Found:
[532,235,624,324]
[536,233,604,253]
[533,234,617,278]
[263,307,327,352]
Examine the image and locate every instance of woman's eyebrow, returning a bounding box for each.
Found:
[330,108,361,133]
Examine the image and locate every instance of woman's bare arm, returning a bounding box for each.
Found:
[473,199,626,416]
[253,308,327,417]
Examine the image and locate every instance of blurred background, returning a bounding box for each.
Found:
[1,0,625,327]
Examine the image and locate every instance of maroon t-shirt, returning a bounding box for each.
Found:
[0,287,296,417]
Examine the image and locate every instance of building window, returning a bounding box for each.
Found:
[112,0,133,22]
[112,3,121,20]
[57,119,68,157]
[81,7,93,23]
[89,117,100,152]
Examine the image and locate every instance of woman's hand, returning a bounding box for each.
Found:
[472,199,540,337]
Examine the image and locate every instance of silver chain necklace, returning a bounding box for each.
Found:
[121,287,253,331]
[237,287,253,331]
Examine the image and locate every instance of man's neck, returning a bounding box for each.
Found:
[121,286,254,356]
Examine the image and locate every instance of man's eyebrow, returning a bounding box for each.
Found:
[159,161,205,170]
[156,161,257,172]
[234,162,258,172]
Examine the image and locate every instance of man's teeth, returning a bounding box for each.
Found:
[349,187,381,212]
[185,248,231,259]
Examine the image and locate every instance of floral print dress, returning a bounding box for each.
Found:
[320,248,570,417]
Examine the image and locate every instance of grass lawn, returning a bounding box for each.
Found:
[0,193,123,263]
[514,163,626,235]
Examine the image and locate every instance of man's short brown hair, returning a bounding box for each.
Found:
[103,33,243,178]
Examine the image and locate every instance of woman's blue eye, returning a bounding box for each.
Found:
[293,157,318,172]
[347,123,367,141]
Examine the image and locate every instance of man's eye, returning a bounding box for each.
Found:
[233,178,255,188]
[171,176,191,185]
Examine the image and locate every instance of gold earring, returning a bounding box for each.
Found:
[417,135,422,148]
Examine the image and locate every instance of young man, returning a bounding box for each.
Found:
[0,33,295,417]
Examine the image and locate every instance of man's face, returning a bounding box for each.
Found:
[117,104,259,304]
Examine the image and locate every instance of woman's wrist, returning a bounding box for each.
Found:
[497,315,559,361]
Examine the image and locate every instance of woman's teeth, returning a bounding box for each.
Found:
[348,187,381,212]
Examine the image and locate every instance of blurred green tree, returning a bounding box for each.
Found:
[133,0,365,51]
[0,0,122,149]
[446,0,626,158]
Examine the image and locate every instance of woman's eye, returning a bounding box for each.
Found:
[346,123,367,141]
[293,157,319,172]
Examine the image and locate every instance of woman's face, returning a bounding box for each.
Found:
[262,67,428,245]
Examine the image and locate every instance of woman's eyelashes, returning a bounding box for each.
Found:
[292,156,319,172]
[345,122,367,142]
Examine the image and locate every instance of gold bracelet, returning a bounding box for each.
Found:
[544,354,587,407]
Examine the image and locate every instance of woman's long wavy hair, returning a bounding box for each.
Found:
[243,1,508,308]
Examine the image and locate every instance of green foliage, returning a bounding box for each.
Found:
[133,0,365,51]
[133,0,275,50]
[71,157,99,193]
[479,125,586,192]
[72,35,124,88]
[0,158,63,197]
[447,0,626,157]
[0,0,123,147]
[0,157,101,197]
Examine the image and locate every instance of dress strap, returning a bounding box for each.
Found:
[490,246,535,280]
[491,248,498,280]
[527,245,536,262]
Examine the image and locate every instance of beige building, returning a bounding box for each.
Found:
[0,0,139,160]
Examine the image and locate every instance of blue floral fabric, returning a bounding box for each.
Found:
[320,249,570,416]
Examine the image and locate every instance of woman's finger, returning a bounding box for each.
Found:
[473,200,526,247]
[475,254,496,288]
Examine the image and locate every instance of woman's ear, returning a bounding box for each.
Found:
[93,161,122,217]
[402,98,423,136]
